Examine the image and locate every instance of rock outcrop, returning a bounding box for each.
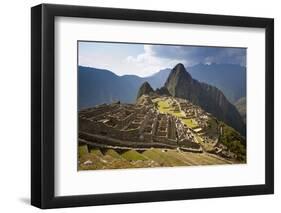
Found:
[136,81,154,99]
[155,87,171,96]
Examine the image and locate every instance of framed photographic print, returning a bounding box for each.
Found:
[31,3,274,209]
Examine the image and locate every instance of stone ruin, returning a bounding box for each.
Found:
[79,96,202,152]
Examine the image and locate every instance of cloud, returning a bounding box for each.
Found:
[130,45,246,68]
[80,42,246,77]
[125,45,186,76]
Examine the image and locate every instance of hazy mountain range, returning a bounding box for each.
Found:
[79,66,171,109]
[79,63,246,135]
[189,63,246,103]
[79,63,246,109]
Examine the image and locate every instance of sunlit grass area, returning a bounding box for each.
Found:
[181,118,198,129]
[155,98,199,130]
[78,147,231,170]
[78,145,88,156]
[156,99,184,117]
[105,149,124,159]
[90,148,103,157]
[121,150,148,161]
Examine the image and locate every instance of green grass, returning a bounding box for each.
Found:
[218,122,246,162]
[121,150,148,161]
[78,145,88,156]
[157,99,184,117]
[206,118,219,134]
[152,149,187,166]
[182,118,198,129]
[105,149,124,159]
[142,149,170,166]
[78,147,232,170]
[144,149,193,167]
[199,153,230,164]
[157,100,170,112]
[78,151,106,170]
[90,149,103,157]
[156,99,199,130]
[154,97,246,163]
[187,152,220,165]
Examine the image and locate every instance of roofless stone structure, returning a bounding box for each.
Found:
[79,95,202,152]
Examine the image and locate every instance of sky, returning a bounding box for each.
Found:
[78,41,246,77]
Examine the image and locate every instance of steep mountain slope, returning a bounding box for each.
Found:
[235,97,246,123]
[143,68,171,89]
[79,66,137,109]
[136,82,155,99]
[79,66,170,109]
[188,63,246,103]
[79,64,246,115]
[151,64,246,103]
[164,63,245,135]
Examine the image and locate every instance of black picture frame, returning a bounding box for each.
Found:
[31,3,274,209]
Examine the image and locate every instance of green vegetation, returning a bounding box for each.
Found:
[152,149,187,166]
[203,118,246,162]
[206,118,219,134]
[78,145,88,156]
[181,118,198,129]
[90,148,103,157]
[142,149,169,166]
[78,147,106,170]
[153,97,246,162]
[219,123,246,162]
[164,63,245,135]
[155,98,199,129]
[105,149,124,159]
[121,150,148,161]
[156,99,170,112]
[154,102,158,108]
[78,147,231,170]
[156,99,184,117]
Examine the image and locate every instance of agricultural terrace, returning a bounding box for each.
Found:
[78,145,231,170]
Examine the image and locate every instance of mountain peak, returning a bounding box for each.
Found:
[173,63,186,74]
[164,63,245,135]
[142,81,152,87]
[164,64,192,93]
[174,63,185,70]
[170,63,192,80]
[136,81,154,99]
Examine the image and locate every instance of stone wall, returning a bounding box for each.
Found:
[79,100,202,152]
